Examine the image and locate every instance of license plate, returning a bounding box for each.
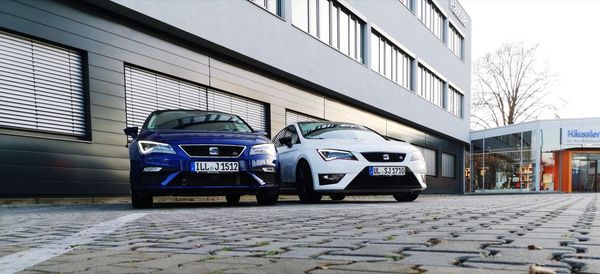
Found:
[193,162,239,173]
[369,166,405,176]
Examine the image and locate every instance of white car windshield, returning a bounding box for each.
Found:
[299,122,386,140]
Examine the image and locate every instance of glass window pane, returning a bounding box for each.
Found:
[370,32,379,72]
[331,6,338,48]
[266,0,278,14]
[392,49,397,82]
[384,42,392,78]
[349,17,356,59]
[356,21,363,63]
[379,37,385,73]
[442,153,455,178]
[292,0,308,31]
[308,0,318,35]
[318,0,330,44]
[339,11,349,55]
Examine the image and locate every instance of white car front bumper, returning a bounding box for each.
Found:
[308,150,427,193]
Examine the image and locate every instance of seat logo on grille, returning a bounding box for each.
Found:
[382,154,390,161]
[209,147,219,156]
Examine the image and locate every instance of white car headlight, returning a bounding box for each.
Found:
[410,150,425,162]
[249,143,276,155]
[137,141,176,155]
[317,149,357,161]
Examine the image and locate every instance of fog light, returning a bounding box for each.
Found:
[262,167,276,172]
[420,174,426,183]
[319,174,345,185]
[143,167,162,172]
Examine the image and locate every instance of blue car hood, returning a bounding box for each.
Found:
[139,130,270,146]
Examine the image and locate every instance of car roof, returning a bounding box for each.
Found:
[150,109,233,116]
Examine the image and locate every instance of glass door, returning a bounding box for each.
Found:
[571,153,600,192]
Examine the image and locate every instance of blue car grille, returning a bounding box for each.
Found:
[179,145,245,157]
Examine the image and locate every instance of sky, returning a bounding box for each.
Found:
[460,0,600,120]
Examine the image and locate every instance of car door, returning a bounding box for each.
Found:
[274,125,303,186]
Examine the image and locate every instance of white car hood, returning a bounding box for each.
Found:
[305,138,417,153]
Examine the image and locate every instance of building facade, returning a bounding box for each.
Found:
[0,0,471,196]
[468,118,600,193]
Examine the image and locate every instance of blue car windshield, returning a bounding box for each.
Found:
[298,122,385,140]
[146,111,253,132]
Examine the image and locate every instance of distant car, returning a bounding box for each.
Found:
[124,110,278,208]
[273,122,427,203]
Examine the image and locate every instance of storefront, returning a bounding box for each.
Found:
[467,118,600,193]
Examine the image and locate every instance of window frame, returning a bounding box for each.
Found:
[0,29,90,141]
[442,152,456,178]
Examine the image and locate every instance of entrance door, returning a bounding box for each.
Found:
[571,154,600,192]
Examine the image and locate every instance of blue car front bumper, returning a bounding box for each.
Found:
[130,154,278,196]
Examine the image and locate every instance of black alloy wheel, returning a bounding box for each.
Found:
[393,193,419,202]
[131,190,153,208]
[329,194,346,201]
[226,195,241,204]
[256,191,279,206]
[296,161,322,203]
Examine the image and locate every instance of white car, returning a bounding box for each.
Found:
[273,121,427,203]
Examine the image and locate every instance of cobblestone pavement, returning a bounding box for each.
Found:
[1,194,599,273]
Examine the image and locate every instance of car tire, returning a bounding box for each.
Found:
[226,195,241,204]
[296,161,322,203]
[393,193,419,202]
[256,191,278,206]
[329,194,346,201]
[131,191,153,209]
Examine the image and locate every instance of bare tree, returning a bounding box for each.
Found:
[471,42,557,129]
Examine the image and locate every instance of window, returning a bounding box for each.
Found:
[0,31,86,137]
[292,0,365,63]
[124,66,267,131]
[249,0,281,16]
[442,153,455,178]
[370,31,413,90]
[419,0,445,40]
[418,65,444,107]
[416,146,437,176]
[448,24,463,59]
[447,85,463,118]
[207,89,267,132]
[285,110,322,125]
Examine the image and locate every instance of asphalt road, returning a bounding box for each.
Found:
[0,194,599,273]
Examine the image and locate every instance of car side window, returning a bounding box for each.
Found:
[288,125,301,144]
[273,128,289,147]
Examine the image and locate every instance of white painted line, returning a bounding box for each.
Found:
[0,213,147,274]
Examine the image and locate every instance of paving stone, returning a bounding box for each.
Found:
[275,247,349,259]
[417,265,522,273]
[328,243,419,257]
[400,251,483,266]
[561,257,600,273]
[321,262,419,273]
[222,258,350,274]
[462,261,571,273]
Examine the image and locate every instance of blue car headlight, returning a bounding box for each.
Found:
[317,149,357,161]
[137,141,176,155]
[249,143,276,156]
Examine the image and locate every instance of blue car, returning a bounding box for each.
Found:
[123,110,279,208]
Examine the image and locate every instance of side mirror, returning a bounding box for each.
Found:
[124,127,139,139]
[123,127,138,147]
[279,136,293,148]
[255,130,269,136]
